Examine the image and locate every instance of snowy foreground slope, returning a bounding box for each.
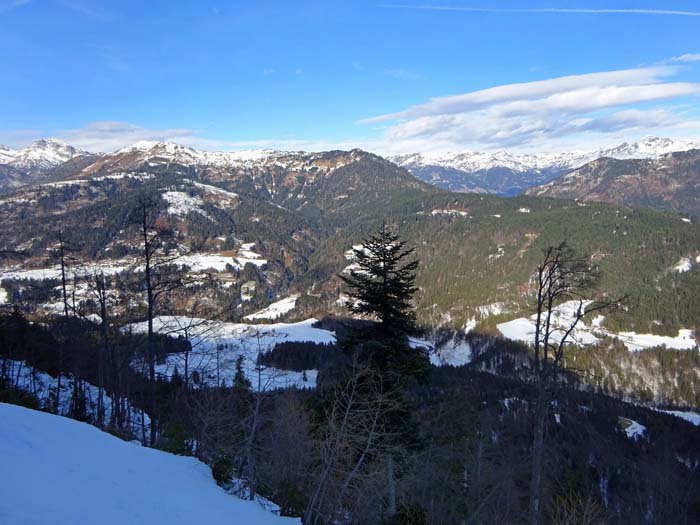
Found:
[0,403,300,525]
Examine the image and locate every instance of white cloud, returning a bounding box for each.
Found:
[362,66,683,122]
[360,61,700,153]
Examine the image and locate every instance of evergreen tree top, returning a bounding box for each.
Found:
[340,224,419,337]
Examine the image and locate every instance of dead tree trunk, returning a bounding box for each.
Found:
[94,272,109,428]
[305,362,393,525]
[386,453,397,518]
[55,230,71,414]
[527,243,618,525]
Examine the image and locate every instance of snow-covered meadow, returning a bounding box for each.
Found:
[244,295,299,321]
[497,300,697,351]
[124,317,336,390]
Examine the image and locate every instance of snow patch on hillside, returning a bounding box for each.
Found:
[674,254,700,273]
[0,249,256,287]
[178,253,235,272]
[476,302,509,318]
[675,257,693,272]
[244,295,299,321]
[429,208,470,218]
[162,191,209,218]
[0,259,133,292]
[497,300,697,351]
[430,337,472,367]
[619,417,647,440]
[236,242,267,267]
[189,180,238,199]
[0,403,299,525]
[661,410,700,426]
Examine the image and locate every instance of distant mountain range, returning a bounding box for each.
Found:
[3,136,700,197]
[390,137,700,195]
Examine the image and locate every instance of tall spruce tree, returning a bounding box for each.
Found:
[341,224,418,336]
[339,224,427,379]
[337,224,427,521]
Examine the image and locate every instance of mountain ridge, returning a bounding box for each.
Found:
[390,136,700,195]
[525,148,700,215]
[3,135,700,195]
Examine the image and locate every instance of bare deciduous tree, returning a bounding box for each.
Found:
[305,358,399,525]
[529,243,620,525]
[133,196,187,445]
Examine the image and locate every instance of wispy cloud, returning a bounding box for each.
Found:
[59,0,110,20]
[671,53,700,63]
[6,110,700,156]
[361,66,685,123]
[7,59,700,155]
[380,4,700,17]
[384,68,421,80]
[0,0,30,15]
[91,45,129,74]
[359,60,700,153]
[0,128,43,148]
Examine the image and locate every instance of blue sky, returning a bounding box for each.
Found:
[1,0,700,153]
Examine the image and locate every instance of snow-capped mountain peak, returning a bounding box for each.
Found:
[392,137,700,174]
[118,140,196,155]
[112,140,293,168]
[597,136,700,159]
[0,138,88,170]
